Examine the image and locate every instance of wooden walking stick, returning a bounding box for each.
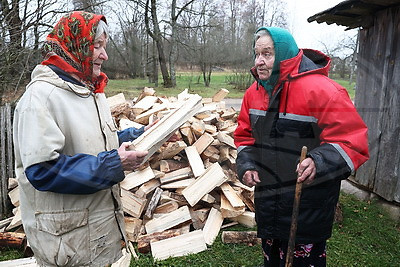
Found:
[285,146,308,267]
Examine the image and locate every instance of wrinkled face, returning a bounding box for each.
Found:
[92,33,108,78]
[254,35,275,81]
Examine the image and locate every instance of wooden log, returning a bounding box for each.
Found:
[194,110,212,120]
[119,117,144,131]
[219,145,230,163]
[185,146,205,177]
[134,103,167,125]
[202,207,224,245]
[120,189,147,218]
[220,183,245,208]
[128,94,202,163]
[182,162,227,207]
[230,211,256,228]
[220,194,245,218]
[150,230,207,261]
[0,217,13,230]
[136,87,156,102]
[221,221,239,229]
[216,119,236,131]
[8,178,18,190]
[107,93,126,108]
[137,227,189,254]
[232,179,254,192]
[190,119,206,138]
[237,189,255,212]
[160,178,195,190]
[135,179,161,198]
[124,217,143,242]
[131,95,158,115]
[212,88,229,102]
[120,166,155,191]
[154,200,179,214]
[8,186,19,207]
[221,108,236,120]
[200,193,216,204]
[193,133,214,154]
[159,167,193,184]
[169,192,189,206]
[189,207,210,230]
[145,206,192,234]
[180,124,196,145]
[204,124,217,134]
[157,141,187,160]
[160,159,189,173]
[217,131,236,149]
[144,187,163,220]
[221,231,261,246]
[0,232,26,249]
[202,114,218,125]
[6,207,21,231]
[201,146,220,163]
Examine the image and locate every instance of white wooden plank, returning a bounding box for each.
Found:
[145,206,192,234]
[182,163,227,207]
[150,230,207,261]
[202,207,224,245]
[185,146,205,177]
[128,94,202,163]
[120,166,155,191]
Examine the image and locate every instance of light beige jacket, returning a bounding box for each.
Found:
[13,65,126,266]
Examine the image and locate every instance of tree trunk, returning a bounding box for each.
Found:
[148,0,172,88]
[169,0,177,87]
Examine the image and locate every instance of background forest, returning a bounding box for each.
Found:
[0,0,357,105]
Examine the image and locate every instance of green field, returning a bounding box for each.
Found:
[106,72,356,100]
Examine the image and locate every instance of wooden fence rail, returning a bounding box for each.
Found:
[0,103,13,218]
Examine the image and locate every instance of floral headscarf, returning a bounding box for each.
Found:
[41,11,108,93]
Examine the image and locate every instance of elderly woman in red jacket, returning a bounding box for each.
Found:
[234,26,369,267]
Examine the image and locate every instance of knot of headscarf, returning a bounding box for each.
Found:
[41,11,108,93]
[255,27,299,95]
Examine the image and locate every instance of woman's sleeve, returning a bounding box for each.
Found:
[117,126,145,145]
[25,149,125,194]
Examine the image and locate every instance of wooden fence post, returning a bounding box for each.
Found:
[0,103,13,218]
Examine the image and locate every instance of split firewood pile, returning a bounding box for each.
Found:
[0,87,260,264]
[109,87,259,261]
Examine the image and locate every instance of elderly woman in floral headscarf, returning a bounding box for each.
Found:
[13,11,147,266]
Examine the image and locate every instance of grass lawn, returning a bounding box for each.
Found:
[1,193,399,266]
[106,72,356,101]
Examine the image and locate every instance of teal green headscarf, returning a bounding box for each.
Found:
[255,27,299,95]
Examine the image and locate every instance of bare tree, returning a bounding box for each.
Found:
[168,0,196,87]
[144,0,172,87]
[0,0,67,105]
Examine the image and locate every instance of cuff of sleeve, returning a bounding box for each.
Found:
[99,149,125,183]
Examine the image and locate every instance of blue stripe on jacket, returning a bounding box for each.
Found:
[25,127,144,194]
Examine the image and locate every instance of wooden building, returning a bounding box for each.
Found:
[308,0,400,204]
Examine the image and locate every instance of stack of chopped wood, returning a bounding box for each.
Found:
[107,88,257,261]
[0,88,257,264]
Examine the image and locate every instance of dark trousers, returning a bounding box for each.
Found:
[261,239,326,267]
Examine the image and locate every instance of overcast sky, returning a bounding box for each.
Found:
[287,0,358,53]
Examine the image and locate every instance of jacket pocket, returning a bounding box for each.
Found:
[35,209,90,266]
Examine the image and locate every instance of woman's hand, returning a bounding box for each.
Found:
[296,157,316,185]
[117,142,148,171]
[242,170,261,187]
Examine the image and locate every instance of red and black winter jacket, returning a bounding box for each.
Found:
[234,49,369,243]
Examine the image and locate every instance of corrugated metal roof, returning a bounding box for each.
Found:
[307,0,400,29]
